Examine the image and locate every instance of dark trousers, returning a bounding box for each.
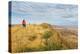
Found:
[23,24,26,27]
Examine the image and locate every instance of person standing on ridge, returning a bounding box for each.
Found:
[22,19,26,27]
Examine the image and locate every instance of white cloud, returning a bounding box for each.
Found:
[11,1,78,27]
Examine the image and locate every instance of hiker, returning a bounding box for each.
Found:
[22,19,26,27]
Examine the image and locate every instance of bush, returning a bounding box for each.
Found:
[42,31,53,50]
[42,31,53,40]
[28,35,37,41]
[40,23,52,29]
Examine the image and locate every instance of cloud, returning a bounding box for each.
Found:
[11,1,78,27]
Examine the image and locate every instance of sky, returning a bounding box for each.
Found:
[10,1,78,27]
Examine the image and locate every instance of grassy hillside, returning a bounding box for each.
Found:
[9,23,78,53]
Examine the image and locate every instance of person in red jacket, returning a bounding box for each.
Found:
[22,19,26,27]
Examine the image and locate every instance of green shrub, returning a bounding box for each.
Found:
[42,31,53,40]
[42,31,53,50]
[28,35,37,41]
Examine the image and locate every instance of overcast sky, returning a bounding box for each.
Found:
[10,1,78,27]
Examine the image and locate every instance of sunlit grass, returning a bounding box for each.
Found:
[10,23,78,53]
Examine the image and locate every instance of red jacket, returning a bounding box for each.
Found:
[22,20,26,24]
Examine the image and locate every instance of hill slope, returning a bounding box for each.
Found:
[10,23,78,53]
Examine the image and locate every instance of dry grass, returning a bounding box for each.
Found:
[9,23,78,53]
